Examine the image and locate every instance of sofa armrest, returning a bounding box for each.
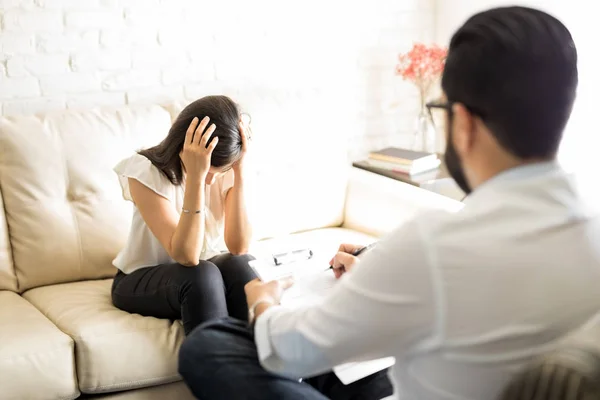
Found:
[342,167,463,237]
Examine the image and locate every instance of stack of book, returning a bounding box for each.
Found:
[366,147,441,176]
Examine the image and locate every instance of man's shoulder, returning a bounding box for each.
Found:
[407,207,465,235]
[378,207,465,254]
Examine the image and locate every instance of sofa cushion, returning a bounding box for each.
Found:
[23,279,184,394]
[343,167,463,237]
[79,381,194,400]
[0,291,78,400]
[237,91,351,239]
[248,165,349,241]
[0,186,17,292]
[0,105,172,291]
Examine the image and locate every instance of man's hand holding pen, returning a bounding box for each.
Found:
[328,243,376,279]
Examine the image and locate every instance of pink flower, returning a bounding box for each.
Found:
[395,43,448,104]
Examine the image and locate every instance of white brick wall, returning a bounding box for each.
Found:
[3,10,63,31]
[39,72,100,94]
[7,53,69,76]
[0,0,435,157]
[0,76,40,100]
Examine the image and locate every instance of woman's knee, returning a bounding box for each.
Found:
[211,253,257,279]
[176,262,225,296]
[212,253,255,266]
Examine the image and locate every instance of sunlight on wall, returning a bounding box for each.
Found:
[0,0,437,234]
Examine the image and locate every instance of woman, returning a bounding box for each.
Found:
[111,95,257,335]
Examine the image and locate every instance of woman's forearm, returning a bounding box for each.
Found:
[171,180,206,265]
[224,177,252,254]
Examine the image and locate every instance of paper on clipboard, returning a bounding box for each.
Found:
[249,258,336,307]
[249,258,395,384]
[333,358,395,385]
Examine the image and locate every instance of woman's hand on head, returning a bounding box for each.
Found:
[232,118,251,175]
[180,116,218,183]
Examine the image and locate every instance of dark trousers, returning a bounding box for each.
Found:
[111,253,258,335]
[178,317,393,400]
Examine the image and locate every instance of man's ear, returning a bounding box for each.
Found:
[452,103,476,155]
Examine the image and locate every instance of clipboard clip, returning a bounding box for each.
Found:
[272,248,313,266]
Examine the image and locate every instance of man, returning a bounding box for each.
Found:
[179,6,600,400]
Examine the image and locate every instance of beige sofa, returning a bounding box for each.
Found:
[0,103,461,400]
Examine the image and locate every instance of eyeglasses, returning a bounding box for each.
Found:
[426,100,485,122]
[426,100,487,133]
[426,100,453,113]
[425,100,454,131]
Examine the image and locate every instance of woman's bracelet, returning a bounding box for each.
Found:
[181,208,202,214]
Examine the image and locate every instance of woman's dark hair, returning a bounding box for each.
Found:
[499,346,600,400]
[139,95,243,185]
[442,6,578,159]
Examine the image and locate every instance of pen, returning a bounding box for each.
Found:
[326,242,377,271]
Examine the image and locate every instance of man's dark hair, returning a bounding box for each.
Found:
[139,95,243,185]
[441,6,578,159]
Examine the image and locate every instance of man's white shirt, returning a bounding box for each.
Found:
[254,162,600,400]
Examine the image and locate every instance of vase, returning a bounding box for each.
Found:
[411,105,436,153]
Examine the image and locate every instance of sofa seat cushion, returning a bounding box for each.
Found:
[0,291,78,400]
[79,381,194,400]
[23,279,185,394]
